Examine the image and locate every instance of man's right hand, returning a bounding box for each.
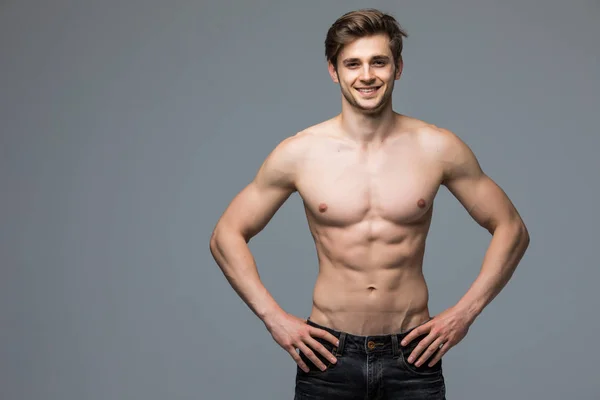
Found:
[265,313,339,373]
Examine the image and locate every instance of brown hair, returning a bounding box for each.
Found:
[325,8,408,71]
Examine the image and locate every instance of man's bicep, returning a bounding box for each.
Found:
[214,137,300,241]
[439,130,521,232]
[218,180,294,241]
[445,173,518,233]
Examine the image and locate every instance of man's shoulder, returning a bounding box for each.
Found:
[407,118,464,160]
[259,120,336,188]
[409,119,481,186]
[272,117,338,154]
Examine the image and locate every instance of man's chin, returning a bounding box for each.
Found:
[355,100,386,113]
[342,93,388,114]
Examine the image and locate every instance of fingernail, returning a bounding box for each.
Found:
[408,357,414,363]
[336,341,340,346]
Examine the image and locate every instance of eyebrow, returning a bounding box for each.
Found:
[342,55,391,65]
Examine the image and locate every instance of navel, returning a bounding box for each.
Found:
[318,203,328,213]
[417,198,427,208]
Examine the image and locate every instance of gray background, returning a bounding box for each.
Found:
[1,0,598,399]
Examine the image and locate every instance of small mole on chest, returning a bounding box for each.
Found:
[417,198,427,208]
[318,203,328,213]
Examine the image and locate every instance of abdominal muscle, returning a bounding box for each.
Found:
[307,221,433,336]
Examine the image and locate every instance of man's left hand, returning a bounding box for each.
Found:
[401,307,472,367]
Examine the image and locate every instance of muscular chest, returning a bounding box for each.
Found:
[296,142,442,226]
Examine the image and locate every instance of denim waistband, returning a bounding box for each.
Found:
[306,317,432,356]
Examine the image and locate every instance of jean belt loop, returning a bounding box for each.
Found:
[391,334,400,358]
[335,332,346,357]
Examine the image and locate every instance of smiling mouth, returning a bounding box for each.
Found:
[355,86,381,95]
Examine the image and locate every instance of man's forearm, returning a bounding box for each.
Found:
[209,229,284,325]
[454,221,530,323]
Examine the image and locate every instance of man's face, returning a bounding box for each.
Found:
[328,34,402,115]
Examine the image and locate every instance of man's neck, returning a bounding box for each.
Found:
[338,103,398,146]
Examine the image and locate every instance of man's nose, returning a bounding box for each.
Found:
[360,66,375,82]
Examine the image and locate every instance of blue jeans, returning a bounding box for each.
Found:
[294,318,446,399]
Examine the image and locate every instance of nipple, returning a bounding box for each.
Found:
[417,198,426,208]
[318,203,328,213]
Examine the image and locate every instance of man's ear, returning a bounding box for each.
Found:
[395,58,403,80]
[327,61,339,83]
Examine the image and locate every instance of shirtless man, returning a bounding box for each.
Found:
[209,8,530,400]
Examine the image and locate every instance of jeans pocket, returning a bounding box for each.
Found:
[298,339,338,375]
[398,336,443,377]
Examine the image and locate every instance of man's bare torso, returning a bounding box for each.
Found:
[294,114,444,336]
